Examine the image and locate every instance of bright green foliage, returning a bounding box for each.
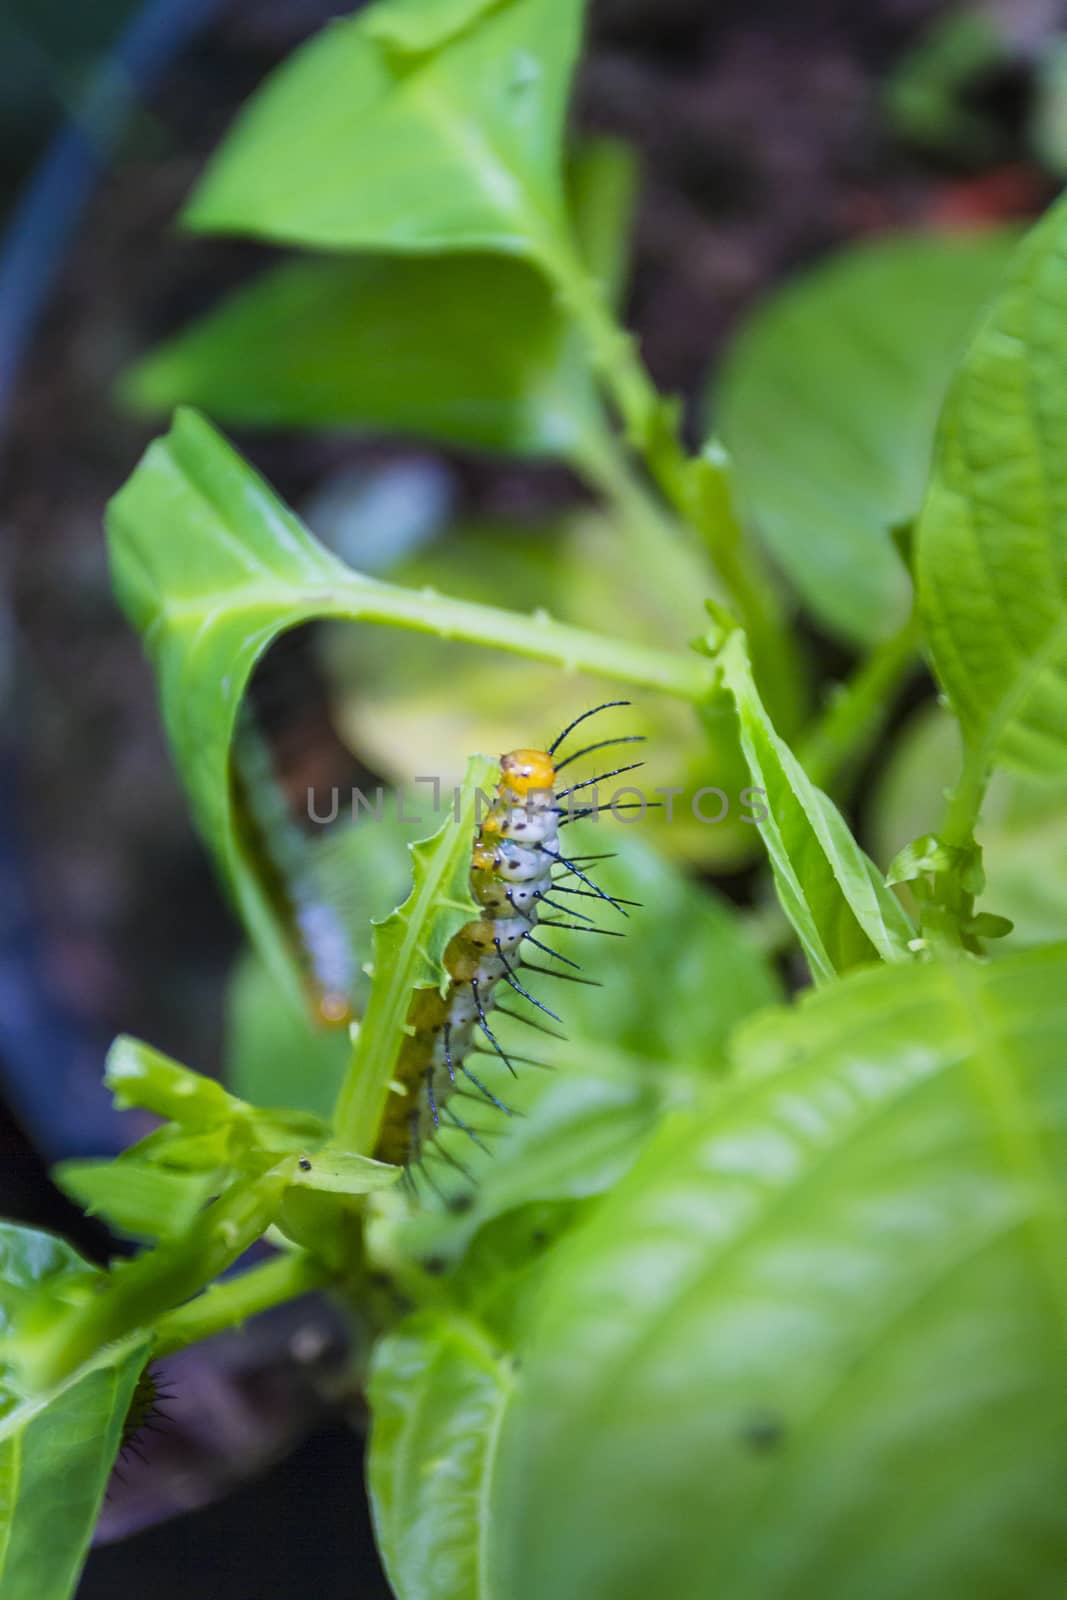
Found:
[107,408,708,1007]
[918,191,1067,779]
[53,1159,217,1243]
[0,1224,149,1600]
[714,229,1015,644]
[183,0,585,264]
[368,1313,515,1600]
[10,0,1067,1588]
[482,950,1067,1600]
[380,824,781,1268]
[106,408,352,1007]
[713,626,914,978]
[122,141,633,470]
[870,702,1067,948]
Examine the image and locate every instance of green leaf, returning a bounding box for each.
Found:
[713,229,1015,645]
[372,821,780,1268]
[884,11,1006,157]
[714,627,914,978]
[105,1034,242,1125]
[52,1159,216,1242]
[0,1223,149,1600]
[106,410,713,1005]
[333,753,497,1152]
[869,701,1067,947]
[489,948,1067,1600]
[917,194,1067,779]
[286,1148,400,1194]
[12,1164,293,1393]
[365,0,504,54]
[122,140,634,469]
[367,1311,516,1600]
[223,952,351,1119]
[183,0,585,265]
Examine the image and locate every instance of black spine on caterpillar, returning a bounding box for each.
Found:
[373,705,644,1186]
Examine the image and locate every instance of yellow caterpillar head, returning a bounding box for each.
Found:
[500,748,555,798]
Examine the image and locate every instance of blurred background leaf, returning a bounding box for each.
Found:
[711,229,1016,646]
[121,139,635,474]
[183,0,586,262]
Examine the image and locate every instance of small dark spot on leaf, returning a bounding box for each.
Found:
[449,1191,474,1214]
[298,1157,312,1171]
[422,1255,448,1276]
[740,1411,785,1453]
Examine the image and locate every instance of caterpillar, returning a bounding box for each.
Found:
[113,1363,173,1480]
[373,702,646,1193]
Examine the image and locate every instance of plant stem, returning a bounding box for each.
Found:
[308,572,716,705]
[551,250,803,731]
[918,736,991,957]
[799,614,922,792]
[153,1250,325,1358]
[939,738,991,851]
[18,1164,293,1390]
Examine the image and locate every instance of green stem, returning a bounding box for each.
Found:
[919,736,991,958]
[799,614,922,792]
[18,1163,293,1390]
[304,571,716,705]
[153,1250,325,1358]
[939,738,991,850]
[551,249,802,731]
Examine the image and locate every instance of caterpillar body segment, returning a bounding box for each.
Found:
[372,706,643,1188]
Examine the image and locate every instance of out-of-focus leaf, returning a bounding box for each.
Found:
[884,11,1006,157]
[105,1036,329,1173]
[0,1223,149,1600]
[52,1160,216,1243]
[123,140,634,469]
[1032,36,1067,177]
[105,1035,239,1125]
[713,229,1014,644]
[367,1312,515,1600]
[222,815,419,1116]
[12,1163,294,1393]
[223,952,351,1119]
[869,701,1067,947]
[183,0,585,265]
[488,948,1067,1600]
[917,195,1067,779]
[714,628,914,977]
[551,821,781,1060]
